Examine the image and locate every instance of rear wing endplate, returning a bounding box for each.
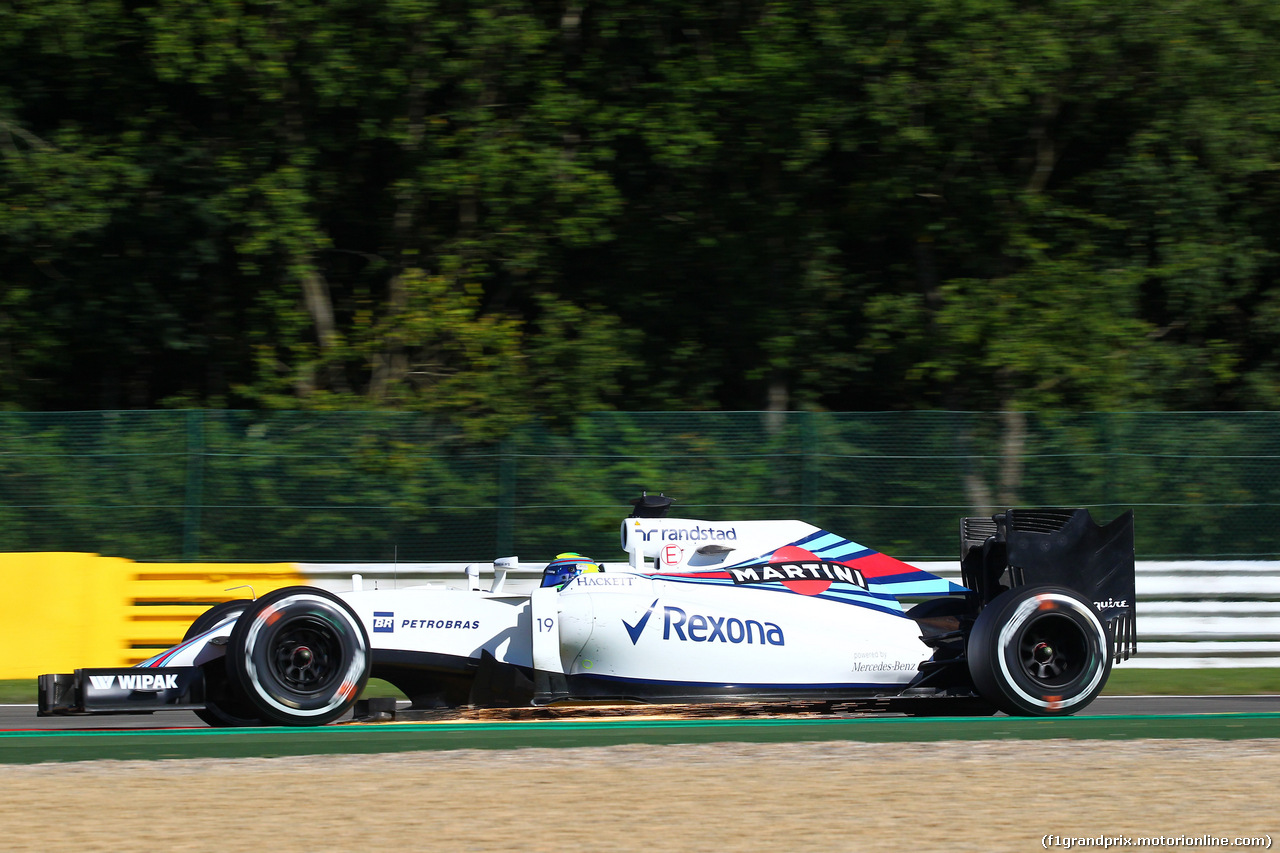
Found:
[960,508,1136,662]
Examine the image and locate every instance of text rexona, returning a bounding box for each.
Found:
[730,561,868,590]
[662,606,784,645]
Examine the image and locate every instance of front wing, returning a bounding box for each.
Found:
[38,667,205,715]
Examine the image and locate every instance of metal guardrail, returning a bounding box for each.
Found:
[0,553,306,677]
[300,560,1280,669]
[15,554,1270,678]
[923,561,1280,669]
[1125,562,1280,668]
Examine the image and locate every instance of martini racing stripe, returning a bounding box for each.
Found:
[135,622,227,668]
[645,572,908,617]
[650,567,960,599]
[720,544,872,569]
[874,578,965,595]
[135,631,208,668]
[721,530,968,595]
[660,571,735,579]
[566,671,902,691]
[790,530,849,553]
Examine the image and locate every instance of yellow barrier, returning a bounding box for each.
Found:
[0,554,305,678]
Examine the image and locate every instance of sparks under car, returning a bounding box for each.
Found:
[38,496,1136,725]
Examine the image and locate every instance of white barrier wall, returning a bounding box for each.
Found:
[918,561,1280,669]
[299,560,1280,669]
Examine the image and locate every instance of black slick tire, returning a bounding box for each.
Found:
[183,599,263,728]
[227,586,371,726]
[967,585,1112,717]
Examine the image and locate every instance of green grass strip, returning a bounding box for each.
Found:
[3,713,1279,764]
[5,670,1280,705]
[1102,668,1280,694]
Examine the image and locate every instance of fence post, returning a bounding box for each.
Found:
[182,410,204,561]
[1100,411,1114,510]
[497,435,516,556]
[801,411,818,514]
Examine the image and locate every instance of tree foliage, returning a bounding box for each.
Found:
[2,0,1280,423]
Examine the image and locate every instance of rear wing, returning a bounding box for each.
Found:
[960,508,1136,662]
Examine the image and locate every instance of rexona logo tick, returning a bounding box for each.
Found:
[622,598,660,644]
[623,600,784,646]
[729,545,868,596]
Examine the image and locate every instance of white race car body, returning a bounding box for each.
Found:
[142,515,959,699]
[40,502,1136,723]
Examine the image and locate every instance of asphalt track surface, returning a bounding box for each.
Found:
[4,694,1280,731]
[4,697,1280,764]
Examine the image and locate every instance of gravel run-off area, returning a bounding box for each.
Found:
[1,739,1277,852]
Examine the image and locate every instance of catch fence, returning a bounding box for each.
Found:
[1,410,1278,563]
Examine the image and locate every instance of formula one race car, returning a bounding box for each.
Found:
[38,496,1136,725]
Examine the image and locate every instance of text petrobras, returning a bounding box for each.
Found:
[371,612,479,633]
[401,618,479,629]
[87,673,179,691]
[729,561,868,590]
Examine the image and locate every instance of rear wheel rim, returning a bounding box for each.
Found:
[1016,613,1089,687]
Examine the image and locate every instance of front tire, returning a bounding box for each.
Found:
[227,587,370,726]
[183,599,263,728]
[967,585,1112,717]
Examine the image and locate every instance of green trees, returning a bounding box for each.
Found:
[2,0,1279,422]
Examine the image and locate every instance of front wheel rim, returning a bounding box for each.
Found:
[268,617,342,694]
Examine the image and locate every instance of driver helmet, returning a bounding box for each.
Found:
[541,552,603,589]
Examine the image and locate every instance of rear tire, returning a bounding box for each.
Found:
[228,587,370,726]
[183,600,263,728]
[967,585,1112,717]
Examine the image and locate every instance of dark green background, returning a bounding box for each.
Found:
[3,1,1280,420]
[1,410,1278,561]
